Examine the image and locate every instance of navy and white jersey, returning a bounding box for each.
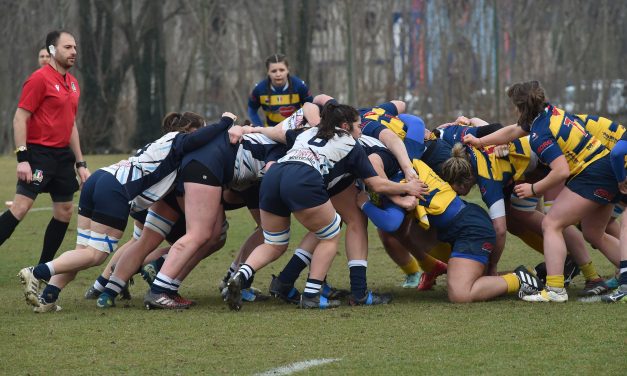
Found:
[101,131,182,213]
[230,133,288,191]
[358,135,401,178]
[101,116,233,213]
[279,127,377,189]
[278,107,308,131]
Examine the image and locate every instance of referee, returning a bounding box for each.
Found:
[0,30,90,264]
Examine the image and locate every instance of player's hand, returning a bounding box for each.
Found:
[402,166,419,182]
[228,125,245,144]
[17,161,32,183]
[514,183,534,198]
[403,179,429,201]
[618,179,627,194]
[493,144,510,158]
[222,112,237,121]
[455,116,470,125]
[77,167,90,188]
[463,134,482,148]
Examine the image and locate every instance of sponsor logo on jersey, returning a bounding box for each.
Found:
[71,82,77,92]
[537,140,553,154]
[54,84,60,92]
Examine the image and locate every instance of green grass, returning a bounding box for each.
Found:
[0,155,625,375]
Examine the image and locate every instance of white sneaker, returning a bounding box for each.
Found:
[522,287,568,303]
[33,297,62,313]
[18,267,41,307]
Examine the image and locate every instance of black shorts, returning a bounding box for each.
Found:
[17,144,79,202]
[177,160,221,194]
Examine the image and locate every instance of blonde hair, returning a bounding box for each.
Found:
[440,143,475,190]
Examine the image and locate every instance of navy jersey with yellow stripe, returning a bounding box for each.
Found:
[530,104,608,177]
[359,102,405,139]
[248,75,312,127]
[576,114,625,150]
[439,125,480,147]
[467,146,514,215]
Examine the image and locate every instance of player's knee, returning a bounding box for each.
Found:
[53,203,73,222]
[314,213,342,240]
[87,232,120,255]
[390,100,406,114]
[447,288,473,303]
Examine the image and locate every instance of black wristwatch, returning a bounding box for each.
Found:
[75,161,88,169]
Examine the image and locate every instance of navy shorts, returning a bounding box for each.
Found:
[16,144,79,202]
[259,163,328,217]
[567,155,620,204]
[78,170,130,231]
[437,203,495,265]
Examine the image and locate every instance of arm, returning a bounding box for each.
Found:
[302,102,321,126]
[610,139,627,182]
[514,155,570,198]
[464,124,527,148]
[398,114,425,160]
[247,106,263,127]
[249,123,288,144]
[355,191,405,232]
[13,108,32,183]
[368,152,415,209]
[181,114,235,152]
[379,128,418,181]
[363,175,427,198]
[69,122,91,185]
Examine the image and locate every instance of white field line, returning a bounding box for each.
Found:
[253,358,341,376]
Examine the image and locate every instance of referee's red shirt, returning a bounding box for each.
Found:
[17,64,80,148]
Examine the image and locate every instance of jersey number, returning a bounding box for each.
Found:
[308,138,328,147]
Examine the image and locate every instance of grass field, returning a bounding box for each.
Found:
[0,155,625,375]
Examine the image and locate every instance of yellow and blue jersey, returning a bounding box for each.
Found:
[530,104,608,177]
[359,102,405,139]
[439,125,481,148]
[409,159,462,229]
[576,114,625,150]
[248,75,312,127]
[467,146,514,217]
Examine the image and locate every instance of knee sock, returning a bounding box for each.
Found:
[33,262,54,281]
[502,273,520,294]
[278,248,312,285]
[38,218,69,263]
[303,278,323,298]
[0,210,20,247]
[151,272,177,294]
[579,261,601,281]
[93,275,109,292]
[171,279,182,292]
[546,275,565,289]
[222,261,238,283]
[418,254,438,273]
[236,264,255,286]
[400,256,420,275]
[41,284,61,303]
[102,275,127,298]
[348,260,368,300]
[619,260,627,286]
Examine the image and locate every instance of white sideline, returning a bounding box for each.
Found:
[254,358,341,376]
